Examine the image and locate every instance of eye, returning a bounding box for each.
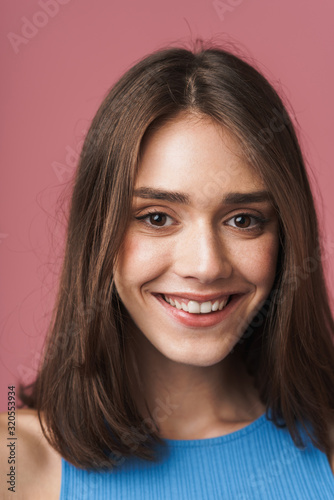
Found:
[134,211,270,232]
[225,213,269,231]
[135,211,174,228]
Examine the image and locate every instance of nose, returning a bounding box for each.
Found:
[173,222,232,283]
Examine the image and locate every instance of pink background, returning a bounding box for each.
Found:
[1,0,334,411]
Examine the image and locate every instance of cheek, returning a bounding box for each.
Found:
[231,234,279,289]
[115,231,170,287]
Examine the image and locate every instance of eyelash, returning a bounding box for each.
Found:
[134,210,270,232]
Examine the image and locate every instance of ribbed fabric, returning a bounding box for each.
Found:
[59,411,334,499]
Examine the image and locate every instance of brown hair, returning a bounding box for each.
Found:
[19,39,334,470]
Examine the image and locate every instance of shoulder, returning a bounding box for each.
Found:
[0,408,62,500]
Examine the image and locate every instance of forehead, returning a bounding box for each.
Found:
[135,114,267,207]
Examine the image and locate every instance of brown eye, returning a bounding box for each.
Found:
[149,213,167,226]
[135,211,174,229]
[234,214,251,228]
[225,213,268,232]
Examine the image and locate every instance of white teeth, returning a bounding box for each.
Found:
[212,300,219,311]
[163,295,230,314]
[188,301,200,314]
[200,301,211,314]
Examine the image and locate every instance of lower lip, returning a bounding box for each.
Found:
[152,293,245,328]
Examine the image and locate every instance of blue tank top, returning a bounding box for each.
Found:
[59,411,334,499]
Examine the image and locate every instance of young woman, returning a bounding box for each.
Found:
[1,40,334,499]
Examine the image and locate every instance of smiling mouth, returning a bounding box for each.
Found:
[161,294,233,314]
[152,292,245,328]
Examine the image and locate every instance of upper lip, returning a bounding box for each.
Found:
[153,291,244,302]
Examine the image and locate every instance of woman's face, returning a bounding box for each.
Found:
[114,114,279,367]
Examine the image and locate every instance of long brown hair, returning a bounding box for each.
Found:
[19,39,334,470]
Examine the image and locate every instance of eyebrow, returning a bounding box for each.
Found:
[133,187,272,205]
